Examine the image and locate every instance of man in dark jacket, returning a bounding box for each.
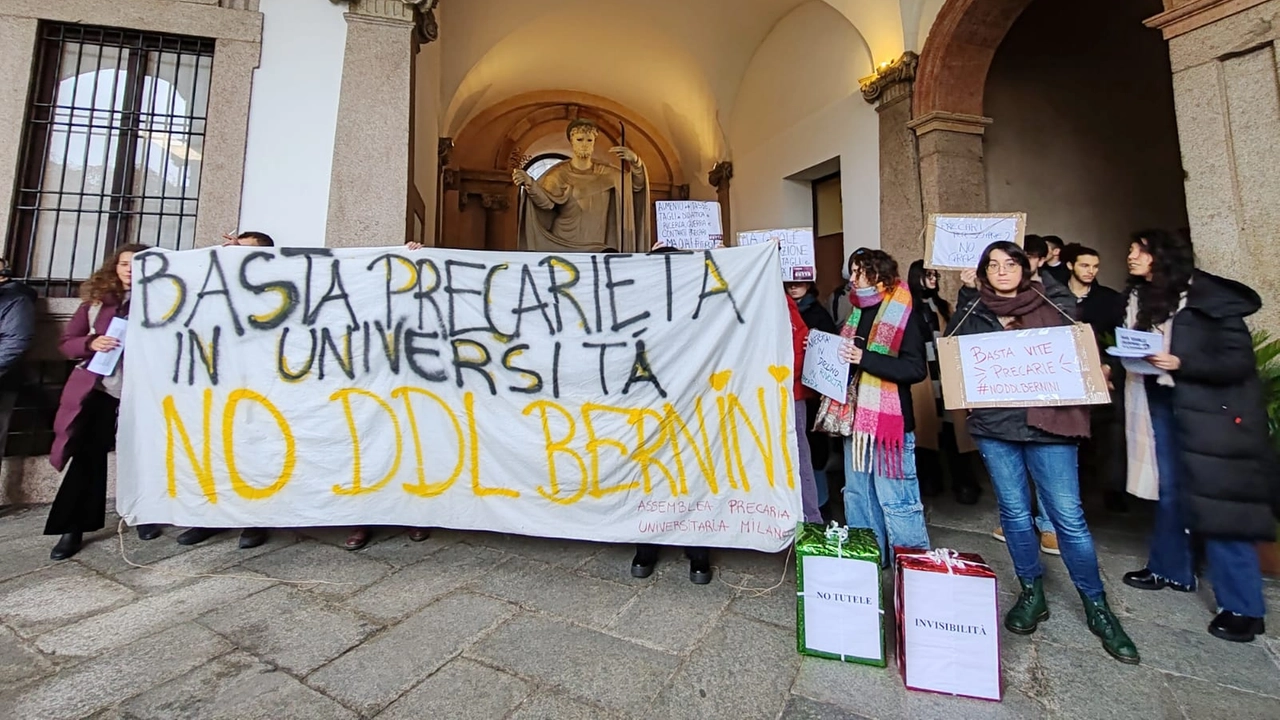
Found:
[1063,245,1128,512]
[0,260,35,459]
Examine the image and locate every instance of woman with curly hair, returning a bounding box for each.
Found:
[1120,230,1276,643]
[815,248,930,561]
[45,244,159,559]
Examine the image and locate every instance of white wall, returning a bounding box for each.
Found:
[728,2,879,256]
[238,0,347,247]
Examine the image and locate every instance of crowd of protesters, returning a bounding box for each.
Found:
[16,227,1277,665]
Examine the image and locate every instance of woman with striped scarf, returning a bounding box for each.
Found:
[814,249,930,562]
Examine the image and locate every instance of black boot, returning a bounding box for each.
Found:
[1122,568,1195,592]
[1208,611,1265,643]
[631,545,657,578]
[688,553,712,585]
[136,524,162,541]
[50,532,83,561]
[176,527,221,546]
[238,528,267,549]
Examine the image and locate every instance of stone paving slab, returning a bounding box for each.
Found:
[0,563,136,637]
[374,657,531,720]
[113,651,358,720]
[0,497,1276,720]
[0,622,231,720]
[465,611,682,716]
[197,584,380,675]
[308,591,516,716]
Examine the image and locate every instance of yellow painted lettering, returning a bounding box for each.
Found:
[223,389,295,500]
[330,388,402,496]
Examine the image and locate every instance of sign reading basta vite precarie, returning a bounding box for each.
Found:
[116,243,803,552]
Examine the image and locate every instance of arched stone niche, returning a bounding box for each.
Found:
[441,90,689,251]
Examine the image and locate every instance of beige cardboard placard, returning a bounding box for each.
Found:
[924,213,1027,271]
[939,324,1109,410]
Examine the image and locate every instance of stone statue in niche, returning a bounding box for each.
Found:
[513,119,650,253]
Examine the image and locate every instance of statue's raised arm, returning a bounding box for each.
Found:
[516,119,651,253]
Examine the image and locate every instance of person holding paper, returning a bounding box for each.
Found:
[907,260,982,505]
[814,249,930,562]
[45,244,161,560]
[967,237,1060,552]
[1119,229,1274,643]
[947,241,1138,664]
[787,281,839,519]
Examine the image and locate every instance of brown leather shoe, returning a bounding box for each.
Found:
[344,527,370,551]
[407,528,431,542]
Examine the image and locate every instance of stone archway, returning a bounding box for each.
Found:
[907,0,1034,220]
[440,91,688,251]
[913,0,1033,122]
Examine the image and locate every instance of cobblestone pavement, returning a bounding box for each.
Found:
[1,495,1277,720]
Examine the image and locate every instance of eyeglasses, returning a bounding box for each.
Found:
[923,271,939,280]
[985,261,1021,274]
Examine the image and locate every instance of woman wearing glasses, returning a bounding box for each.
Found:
[947,242,1138,665]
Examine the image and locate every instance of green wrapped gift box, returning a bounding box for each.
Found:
[795,521,885,667]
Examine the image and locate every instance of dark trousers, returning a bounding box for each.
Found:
[634,544,709,563]
[45,391,118,535]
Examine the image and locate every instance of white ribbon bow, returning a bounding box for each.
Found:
[925,548,973,574]
[824,521,849,558]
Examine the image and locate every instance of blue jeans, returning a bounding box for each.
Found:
[973,438,1104,600]
[843,433,930,562]
[1145,386,1266,617]
[1032,486,1055,535]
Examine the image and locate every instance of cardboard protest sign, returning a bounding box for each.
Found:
[655,200,723,250]
[924,214,1026,271]
[737,228,816,281]
[937,325,1109,410]
[801,330,848,402]
[116,244,803,552]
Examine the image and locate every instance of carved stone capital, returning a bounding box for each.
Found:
[906,111,993,137]
[333,0,440,42]
[708,161,733,191]
[441,167,460,191]
[860,52,919,105]
[481,194,510,213]
[438,137,454,168]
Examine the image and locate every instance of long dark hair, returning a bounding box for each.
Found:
[907,259,951,320]
[1127,229,1194,330]
[976,241,1033,293]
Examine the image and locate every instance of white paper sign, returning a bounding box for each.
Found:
[116,244,804,552]
[801,330,849,402]
[86,317,128,376]
[901,567,1000,701]
[800,555,883,662]
[926,214,1026,271]
[957,326,1087,404]
[737,228,815,281]
[1107,328,1162,358]
[655,201,723,250]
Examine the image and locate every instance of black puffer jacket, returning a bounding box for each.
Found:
[945,280,1080,444]
[1163,271,1279,541]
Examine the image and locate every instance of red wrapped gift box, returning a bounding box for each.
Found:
[894,548,1001,702]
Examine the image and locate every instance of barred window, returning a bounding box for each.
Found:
[5,23,214,297]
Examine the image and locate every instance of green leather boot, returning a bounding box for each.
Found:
[1005,577,1049,635]
[1080,591,1140,665]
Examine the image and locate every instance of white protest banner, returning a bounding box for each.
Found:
[924,213,1026,271]
[801,330,848,402]
[737,228,816,281]
[937,325,1109,409]
[655,200,723,250]
[116,243,803,552]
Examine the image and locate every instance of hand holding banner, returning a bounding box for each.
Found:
[117,244,804,551]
